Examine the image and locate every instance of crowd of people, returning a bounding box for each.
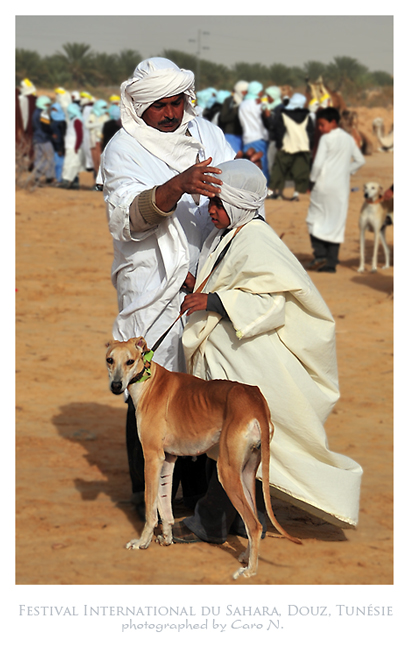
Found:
[195,80,366,273]
[16,79,122,189]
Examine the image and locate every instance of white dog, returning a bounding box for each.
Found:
[358,182,393,273]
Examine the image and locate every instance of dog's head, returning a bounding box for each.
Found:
[364,182,383,201]
[105,337,149,394]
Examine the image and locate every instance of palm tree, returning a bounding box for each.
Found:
[56,43,95,86]
[325,56,369,91]
[15,49,45,86]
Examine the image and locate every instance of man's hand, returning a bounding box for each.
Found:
[155,158,222,212]
[235,147,263,170]
[180,293,208,316]
[181,272,196,293]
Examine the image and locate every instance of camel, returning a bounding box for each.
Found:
[305,76,347,114]
[340,110,373,155]
[372,117,394,152]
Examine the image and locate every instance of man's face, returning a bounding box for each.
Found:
[317,118,337,135]
[142,94,185,132]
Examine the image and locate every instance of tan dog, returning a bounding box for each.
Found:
[106,337,301,580]
[358,182,394,273]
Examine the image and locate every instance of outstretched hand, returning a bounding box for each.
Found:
[155,157,223,213]
[177,157,223,198]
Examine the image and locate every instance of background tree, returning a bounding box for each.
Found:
[325,56,369,91]
[303,60,328,82]
[15,49,46,86]
[56,42,95,86]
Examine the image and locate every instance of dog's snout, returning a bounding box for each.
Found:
[111,380,123,394]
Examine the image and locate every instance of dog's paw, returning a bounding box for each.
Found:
[126,538,150,550]
[155,534,173,546]
[357,266,365,273]
[370,268,378,273]
[233,566,256,580]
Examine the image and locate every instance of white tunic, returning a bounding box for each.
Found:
[238,100,269,145]
[183,219,362,527]
[99,117,235,371]
[306,128,365,243]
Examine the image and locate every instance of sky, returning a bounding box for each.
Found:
[15,14,394,75]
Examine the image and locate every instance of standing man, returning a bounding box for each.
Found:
[238,81,270,184]
[306,107,365,273]
[98,57,236,511]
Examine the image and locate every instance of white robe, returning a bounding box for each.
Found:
[306,128,365,243]
[98,117,235,371]
[238,99,269,145]
[182,219,362,527]
[81,105,94,169]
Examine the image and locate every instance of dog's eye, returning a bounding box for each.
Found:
[106,357,114,365]
[126,359,135,366]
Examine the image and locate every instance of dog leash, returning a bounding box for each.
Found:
[150,224,245,353]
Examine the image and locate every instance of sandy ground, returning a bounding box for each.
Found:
[15,108,393,585]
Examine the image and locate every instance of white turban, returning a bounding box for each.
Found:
[232,80,248,106]
[214,159,268,229]
[120,57,203,172]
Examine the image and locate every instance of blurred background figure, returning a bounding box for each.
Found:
[261,85,283,178]
[16,78,37,170]
[31,95,56,186]
[71,90,81,106]
[238,81,270,184]
[217,80,248,153]
[59,103,84,190]
[54,86,72,119]
[84,98,109,180]
[101,103,122,151]
[50,102,67,183]
[269,92,314,200]
[80,92,95,172]
[109,94,121,106]
[201,87,218,121]
[206,89,231,126]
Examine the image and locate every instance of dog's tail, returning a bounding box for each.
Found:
[260,408,302,545]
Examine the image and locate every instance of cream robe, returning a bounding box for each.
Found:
[99,117,235,371]
[183,219,362,527]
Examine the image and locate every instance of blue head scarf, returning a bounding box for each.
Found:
[244,81,263,101]
[286,93,306,110]
[50,102,66,122]
[92,99,108,117]
[108,104,121,120]
[35,96,52,110]
[215,90,231,105]
[264,86,282,110]
[67,103,83,121]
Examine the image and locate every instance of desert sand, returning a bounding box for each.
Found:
[15,107,393,585]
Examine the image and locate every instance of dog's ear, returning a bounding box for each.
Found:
[134,336,148,353]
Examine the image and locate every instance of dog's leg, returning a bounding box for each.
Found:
[379,227,390,269]
[358,222,366,273]
[371,227,380,272]
[126,451,164,550]
[218,420,263,580]
[156,454,177,547]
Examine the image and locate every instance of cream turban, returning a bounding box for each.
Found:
[214,159,267,229]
